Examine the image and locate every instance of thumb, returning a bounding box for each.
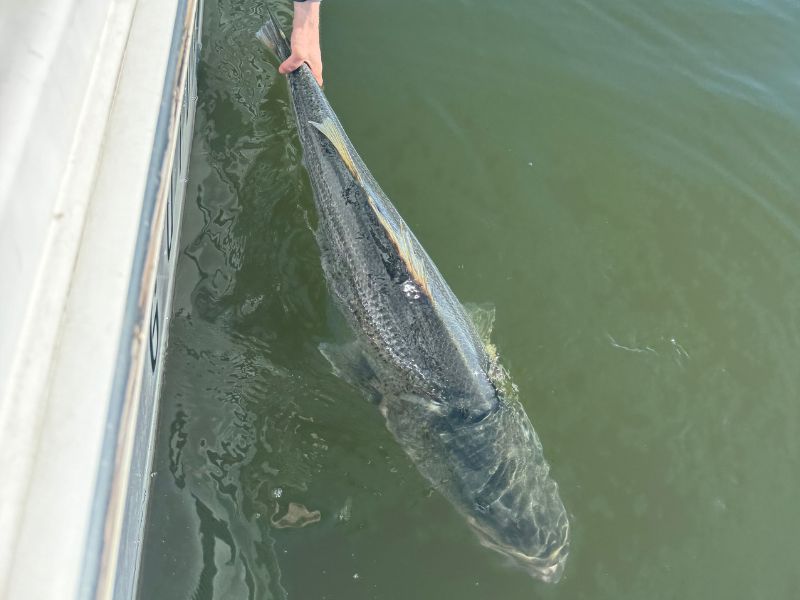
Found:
[279,55,305,75]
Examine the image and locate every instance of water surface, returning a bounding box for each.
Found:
[138,1,800,598]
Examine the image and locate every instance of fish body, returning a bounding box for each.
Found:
[258,12,569,583]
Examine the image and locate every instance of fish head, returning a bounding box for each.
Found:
[382,390,570,583]
[466,477,570,583]
[443,400,570,583]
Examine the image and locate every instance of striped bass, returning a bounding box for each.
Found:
[258,9,569,583]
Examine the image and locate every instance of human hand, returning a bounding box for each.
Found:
[279,1,323,87]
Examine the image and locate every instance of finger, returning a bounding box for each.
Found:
[307,62,323,86]
[279,55,305,75]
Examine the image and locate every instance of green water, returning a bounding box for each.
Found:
[137,0,800,598]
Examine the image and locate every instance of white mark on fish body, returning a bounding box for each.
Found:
[402,279,421,300]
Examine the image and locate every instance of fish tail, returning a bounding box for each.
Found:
[256,4,291,62]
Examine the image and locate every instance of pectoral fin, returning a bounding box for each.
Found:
[319,341,381,403]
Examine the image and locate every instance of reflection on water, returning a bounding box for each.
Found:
[139,0,800,598]
[137,2,320,597]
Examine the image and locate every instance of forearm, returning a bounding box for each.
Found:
[293,1,321,37]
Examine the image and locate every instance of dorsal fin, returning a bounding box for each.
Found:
[309,118,362,184]
[309,118,432,299]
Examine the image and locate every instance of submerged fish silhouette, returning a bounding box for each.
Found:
[258,9,569,583]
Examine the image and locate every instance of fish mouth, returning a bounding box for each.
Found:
[468,515,570,583]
